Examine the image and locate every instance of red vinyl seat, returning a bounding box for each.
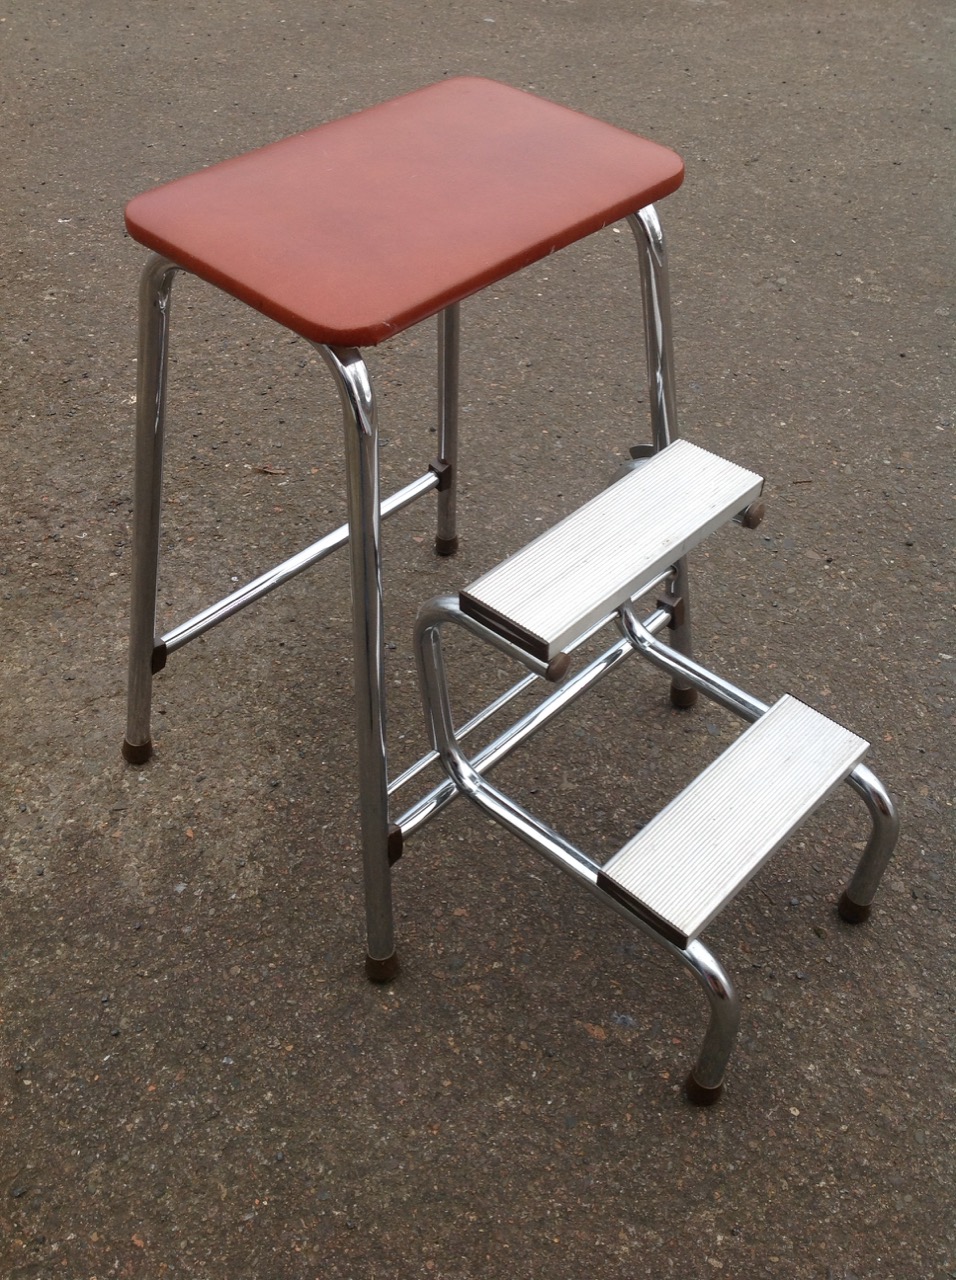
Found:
[125,76,683,347]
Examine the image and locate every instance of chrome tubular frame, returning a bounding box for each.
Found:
[628,207,696,706]
[618,605,900,917]
[413,596,741,1097]
[387,669,539,798]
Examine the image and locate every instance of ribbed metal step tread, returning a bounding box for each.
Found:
[459,439,763,660]
[597,696,868,947]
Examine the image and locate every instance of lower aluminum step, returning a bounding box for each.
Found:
[459,438,763,661]
[597,695,868,948]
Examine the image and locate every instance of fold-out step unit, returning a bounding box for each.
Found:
[412,440,898,1104]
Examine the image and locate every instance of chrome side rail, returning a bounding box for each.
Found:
[388,671,539,798]
[388,594,669,800]
[158,469,439,661]
[396,602,671,840]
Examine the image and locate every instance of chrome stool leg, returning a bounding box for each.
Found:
[629,206,697,708]
[435,303,460,557]
[123,253,178,764]
[316,345,398,981]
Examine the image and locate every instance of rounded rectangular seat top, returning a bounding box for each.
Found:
[125,76,684,347]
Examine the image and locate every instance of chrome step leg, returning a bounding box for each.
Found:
[317,345,398,981]
[123,253,178,764]
[629,205,697,707]
[679,939,741,1104]
[840,764,901,922]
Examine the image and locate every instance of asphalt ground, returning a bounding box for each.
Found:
[2,2,953,1277]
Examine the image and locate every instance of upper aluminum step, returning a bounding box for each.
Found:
[460,438,763,660]
[597,695,869,948]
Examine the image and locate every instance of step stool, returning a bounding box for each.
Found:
[414,440,899,1102]
[120,77,898,1098]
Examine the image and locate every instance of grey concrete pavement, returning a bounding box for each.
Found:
[2,2,953,1277]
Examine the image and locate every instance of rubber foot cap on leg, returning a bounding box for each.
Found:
[685,1072,723,1106]
[365,952,400,983]
[435,535,459,557]
[122,738,153,765]
[837,891,872,925]
[670,683,698,710]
